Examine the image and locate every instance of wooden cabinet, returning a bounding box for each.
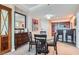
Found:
[0,5,12,54]
[15,32,29,49]
[1,36,8,51]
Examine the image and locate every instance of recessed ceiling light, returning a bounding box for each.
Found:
[45,14,54,19]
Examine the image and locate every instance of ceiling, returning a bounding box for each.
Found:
[16,4,79,19]
[23,4,38,10]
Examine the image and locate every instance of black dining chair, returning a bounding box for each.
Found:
[65,29,74,43]
[40,31,46,34]
[28,32,36,51]
[57,30,64,42]
[47,33,58,54]
[34,34,49,55]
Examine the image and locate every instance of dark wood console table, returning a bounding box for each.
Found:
[15,32,29,49]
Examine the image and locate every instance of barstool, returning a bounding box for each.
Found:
[57,30,64,42]
[65,29,74,43]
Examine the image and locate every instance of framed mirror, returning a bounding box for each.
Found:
[14,11,26,29]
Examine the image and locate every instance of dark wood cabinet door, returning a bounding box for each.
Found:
[15,32,29,49]
[1,36,8,51]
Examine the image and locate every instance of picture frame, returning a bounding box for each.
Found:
[32,18,38,31]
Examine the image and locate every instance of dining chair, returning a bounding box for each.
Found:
[28,32,36,51]
[34,34,49,55]
[40,31,46,34]
[47,33,58,54]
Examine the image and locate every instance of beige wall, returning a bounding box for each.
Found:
[70,16,76,29]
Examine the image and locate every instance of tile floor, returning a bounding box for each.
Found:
[5,42,79,55]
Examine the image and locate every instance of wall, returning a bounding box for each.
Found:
[27,15,32,31]
[76,13,79,48]
[70,16,76,29]
[40,17,49,38]
[40,18,48,31]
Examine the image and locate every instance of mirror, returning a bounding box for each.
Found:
[14,12,26,33]
[14,11,26,29]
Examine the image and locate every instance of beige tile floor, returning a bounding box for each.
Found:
[48,42,79,55]
[5,42,79,55]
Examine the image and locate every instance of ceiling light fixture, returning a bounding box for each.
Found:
[45,14,54,19]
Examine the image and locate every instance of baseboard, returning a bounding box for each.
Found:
[11,48,15,52]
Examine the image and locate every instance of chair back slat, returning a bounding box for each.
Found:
[40,31,46,34]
